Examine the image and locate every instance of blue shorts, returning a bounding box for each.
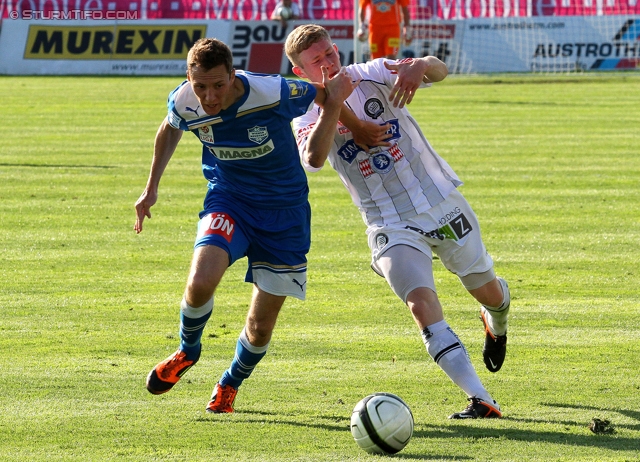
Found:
[194,195,311,299]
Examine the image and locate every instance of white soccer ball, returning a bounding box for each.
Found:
[276,5,293,19]
[350,392,414,455]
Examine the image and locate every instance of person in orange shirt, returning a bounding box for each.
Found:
[358,0,412,59]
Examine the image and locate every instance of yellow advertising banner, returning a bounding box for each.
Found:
[25,24,207,60]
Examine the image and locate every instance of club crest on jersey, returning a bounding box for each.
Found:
[364,98,385,119]
[288,80,308,99]
[248,126,268,144]
[359,144,404,178]
[198,125,214,143]
[370,152,394,174]
[372,0,392,13]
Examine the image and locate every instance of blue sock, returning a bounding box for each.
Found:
[179,297,213,359]
[219,328,269,389]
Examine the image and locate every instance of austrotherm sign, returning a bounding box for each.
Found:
[24,24,207,60]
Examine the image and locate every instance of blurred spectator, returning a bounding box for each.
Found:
[271,0,301,27]
[358,0,412,59]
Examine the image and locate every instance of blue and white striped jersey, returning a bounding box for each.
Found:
[167,71,317,209]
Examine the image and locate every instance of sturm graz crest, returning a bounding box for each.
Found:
[364,98,385,119]
[370,152,394,174]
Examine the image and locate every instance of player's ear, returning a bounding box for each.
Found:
[292,66,306,79]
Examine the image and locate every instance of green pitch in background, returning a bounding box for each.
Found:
[0,73,638,461]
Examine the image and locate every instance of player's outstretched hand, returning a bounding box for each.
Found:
[385,58,425,108]
[352,121,393,152]
[134,189,157,234]
[322,66,359,105]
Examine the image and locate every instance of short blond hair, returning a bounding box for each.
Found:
[284,24,332,68]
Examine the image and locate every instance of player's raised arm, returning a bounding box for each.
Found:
[134,119,183,234]
[304,66,359,168]
[309,69,392,157]
[386,56,448,108]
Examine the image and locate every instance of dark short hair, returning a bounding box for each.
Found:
[285,24,332,68]
[187,38,233,74]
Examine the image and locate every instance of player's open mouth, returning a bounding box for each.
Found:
[203,104,220,114]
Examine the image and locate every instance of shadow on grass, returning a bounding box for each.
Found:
[411,402,640,453]
[194,409,348,432]
[195,410,468,460]
[541,402,640,432]
[196,404,639,456]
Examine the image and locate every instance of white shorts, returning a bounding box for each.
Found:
[367,189,494,289]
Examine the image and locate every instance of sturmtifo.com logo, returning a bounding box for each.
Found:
[9,9,138,20]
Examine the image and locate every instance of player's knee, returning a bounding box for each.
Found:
[185,275,216,308]
[468,276,505,309]
[245,319,273,347]
[406,287,441,314]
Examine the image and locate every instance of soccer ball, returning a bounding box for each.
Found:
[350,393,414,455]
[276,5,293,20]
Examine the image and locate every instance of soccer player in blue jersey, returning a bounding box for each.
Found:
[134,38,360,413]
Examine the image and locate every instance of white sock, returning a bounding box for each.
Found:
[483,277,510,336]
[422,320,493,403]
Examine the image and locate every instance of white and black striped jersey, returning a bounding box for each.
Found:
[293,59,462,226]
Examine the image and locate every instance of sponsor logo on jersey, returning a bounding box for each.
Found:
[292,278,307,292]
[384,119,401,141]
[186,105,201,117]
[367,120,400,154]
[364,98,385,119]
[391,144,404,161]
[198,125,214,143]
[288,80,308,99]
[405,225,445,241]
[337,139,361,164]
[24,24,205,60]
[436,209,473,241]
[199,212,235,243]
[338,123,351,135]
[208,139,275,160]
[296,123,315,139]
[247,126,268,144]
[359,159,374,177]
[168,111,182,129]
[438,206,462,227]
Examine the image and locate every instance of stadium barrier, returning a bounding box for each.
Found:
[0,16,638,75]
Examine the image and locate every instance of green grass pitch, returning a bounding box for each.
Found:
[0,72,639,461]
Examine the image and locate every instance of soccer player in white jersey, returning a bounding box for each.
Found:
[134,38,358,413]
[285,24,510,419]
